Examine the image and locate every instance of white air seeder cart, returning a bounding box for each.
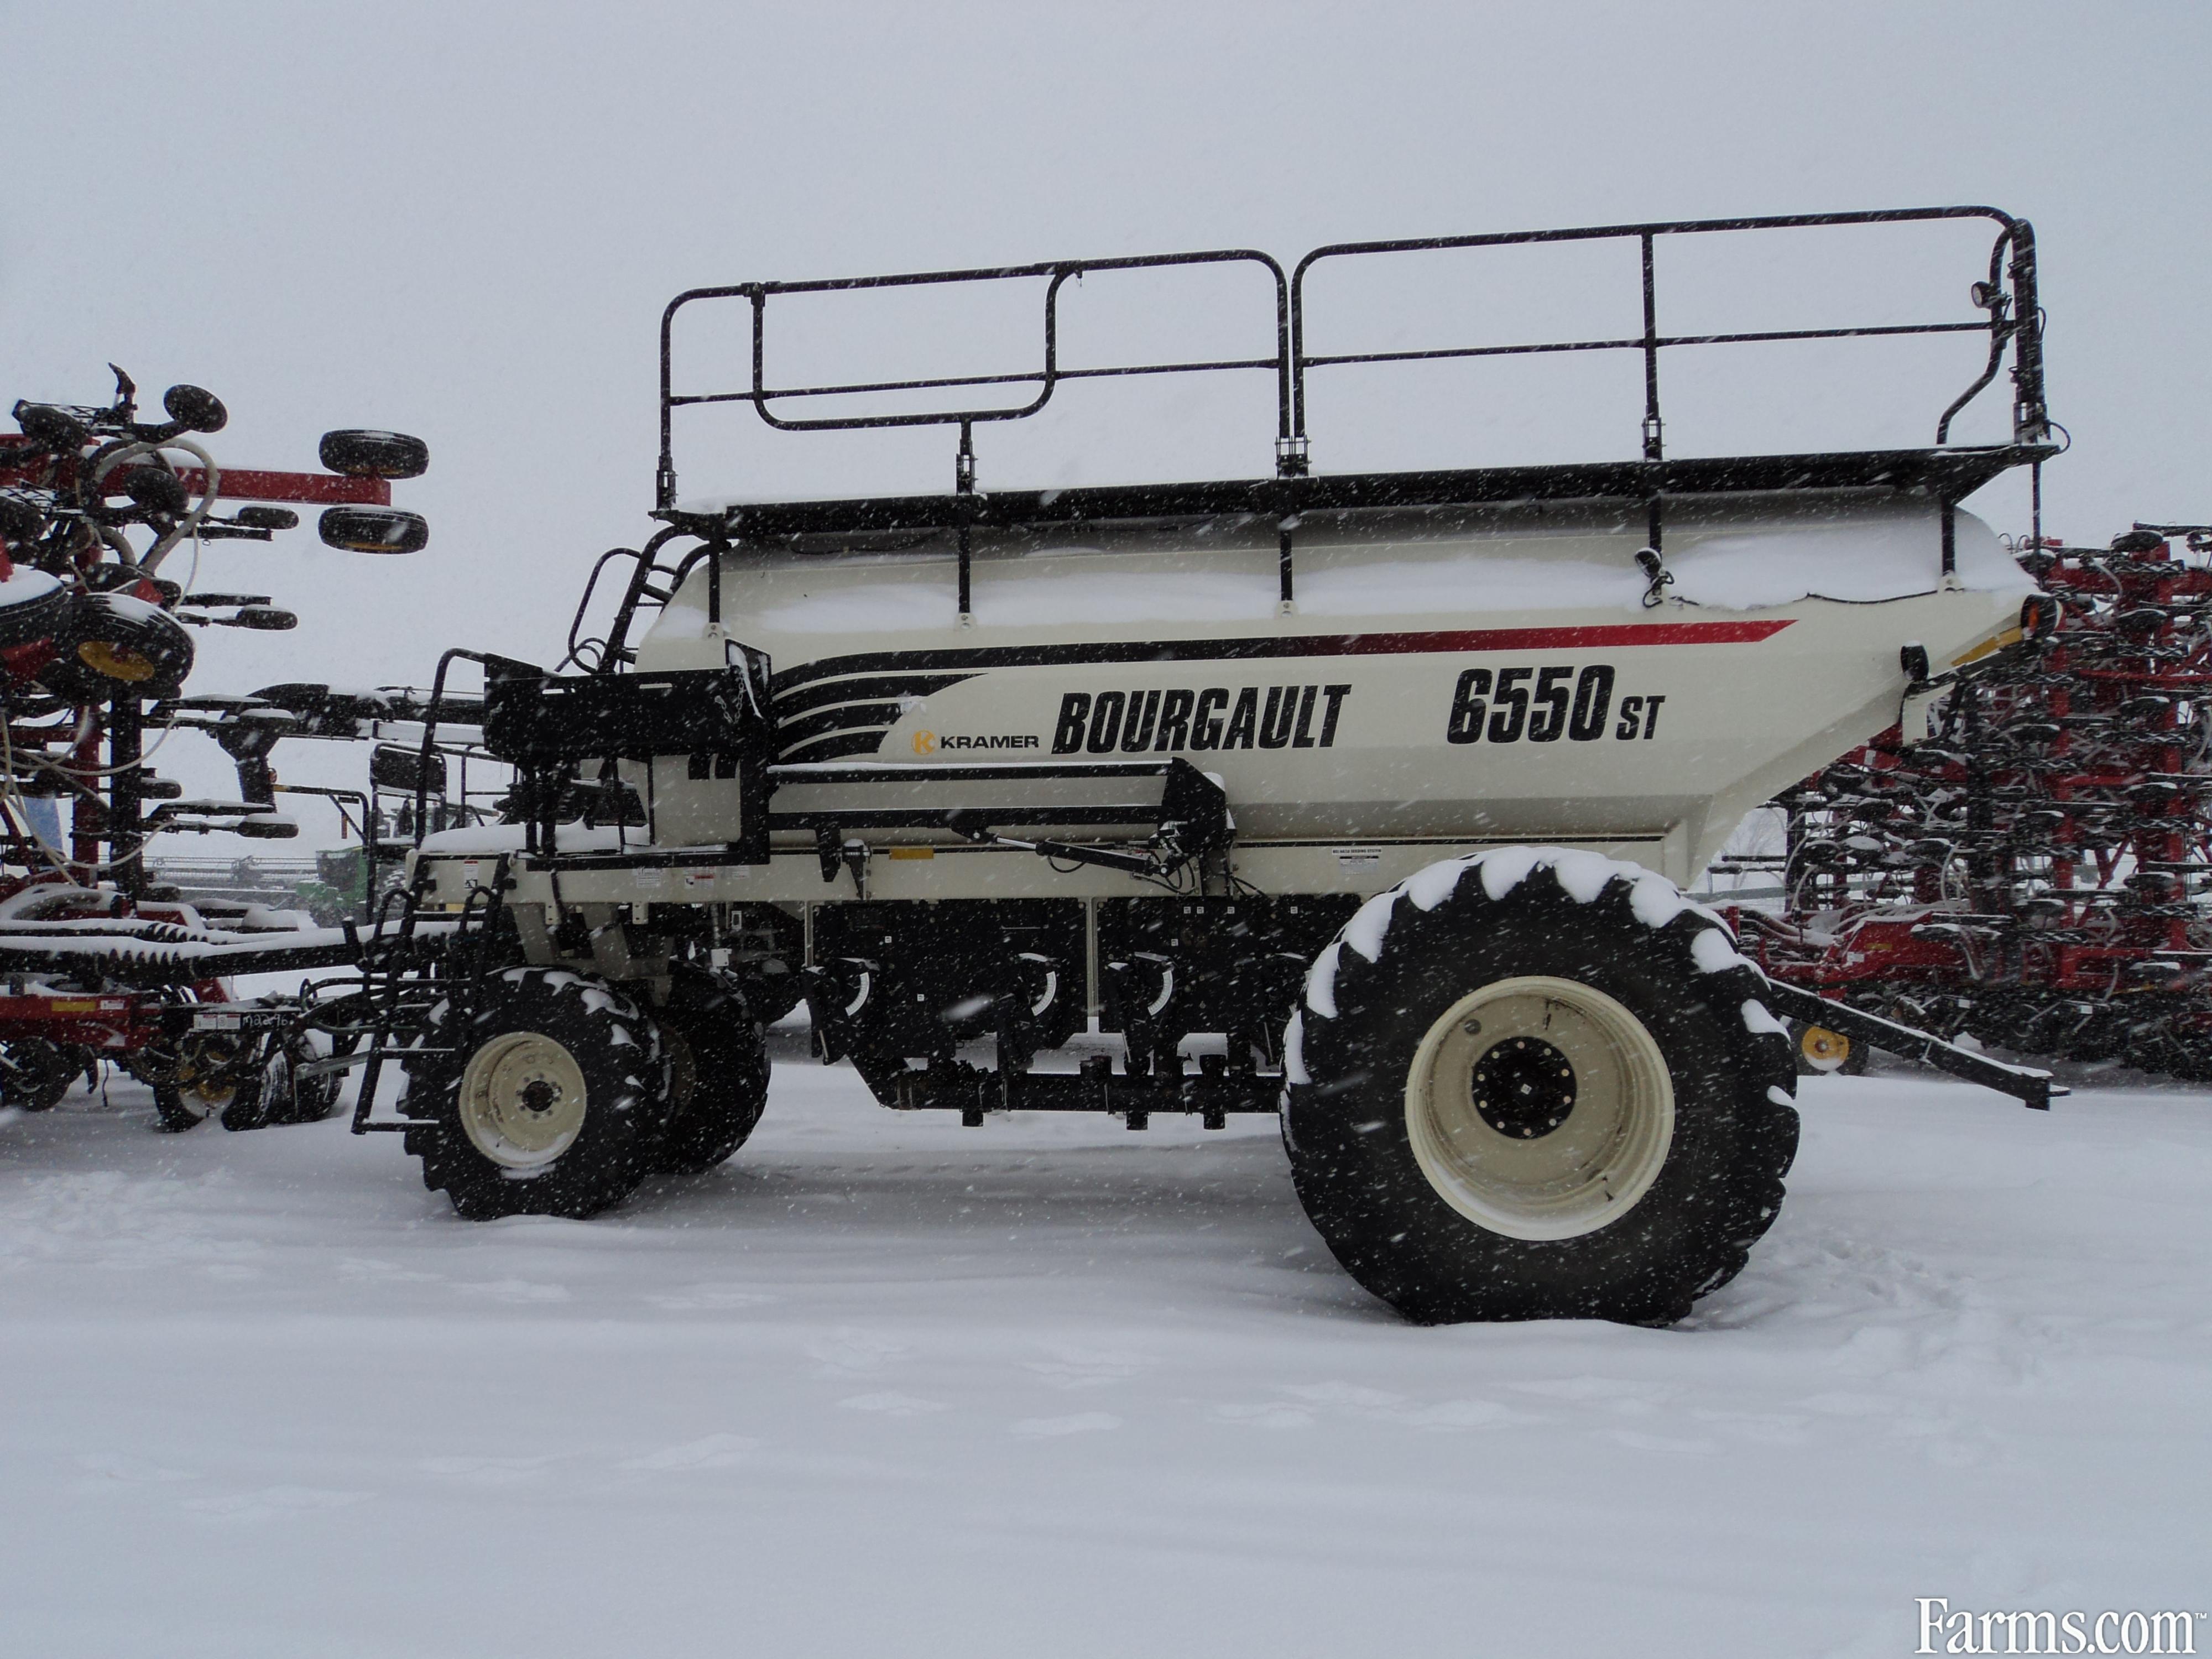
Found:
[307,208,2064,1324]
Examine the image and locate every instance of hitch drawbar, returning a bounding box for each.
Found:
[1757,980,2065,1110]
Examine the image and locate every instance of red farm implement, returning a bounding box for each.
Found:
[0,369,428,1123]
[1729,526,2212,1081]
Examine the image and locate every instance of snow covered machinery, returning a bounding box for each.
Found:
[0,371,430,1128]
[1735,522,2212,1082]
[358,207,2064,1324]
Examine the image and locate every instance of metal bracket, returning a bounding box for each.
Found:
[1759,979,2063,1110]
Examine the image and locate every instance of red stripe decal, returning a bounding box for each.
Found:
[773,617,1801,696]
[1315,620,1793,656]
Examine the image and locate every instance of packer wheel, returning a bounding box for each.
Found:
[143,1027,247,1133]
[219,1029,344,1130]
[0,1038,86,1111]
[1284,848,1799,1326]
[0,568,71,651]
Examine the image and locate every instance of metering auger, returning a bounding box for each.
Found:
[314,208,2067,1325]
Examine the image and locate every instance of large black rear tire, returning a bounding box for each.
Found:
[653,966,770,1176]
[1285,849,1798,1326]
[401,969,669,1220]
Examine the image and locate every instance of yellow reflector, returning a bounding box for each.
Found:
[1799,1025,1851,1072]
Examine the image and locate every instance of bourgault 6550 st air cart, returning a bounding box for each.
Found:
[341,208,2065,1326]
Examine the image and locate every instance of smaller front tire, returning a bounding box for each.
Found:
[401,969,669,1220]
[1792,1019,1865,1076]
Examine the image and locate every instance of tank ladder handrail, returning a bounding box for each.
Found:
[568,523,706,674]
[348,858,508,1134]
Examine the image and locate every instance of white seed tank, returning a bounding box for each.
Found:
[628,492,2031,888]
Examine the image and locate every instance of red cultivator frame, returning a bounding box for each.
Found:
[0,369,427,1124]
[1728,526,2212,1081]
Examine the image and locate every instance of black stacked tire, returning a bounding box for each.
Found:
[263,1029,345,1125]
[400,968,670,1220]
[1285,851,1798,1326]
[151,1086,207,1134]
[38,591,195,702]
[0,1038,86,1111]
[0,570,72,650]
[218,1029,344,1130]
[137,1027,242,1133]
[653,966,770,1176]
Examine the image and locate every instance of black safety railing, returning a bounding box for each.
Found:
[1289,206,2044,465]
[638,208,2051,630]
[659,207,2044,505]
[658,249,1294,515]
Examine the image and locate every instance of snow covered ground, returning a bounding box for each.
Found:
[1,1044,2206,1658]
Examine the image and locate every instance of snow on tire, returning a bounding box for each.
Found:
[400,968,670,1220]
[1284,847,1798,1326]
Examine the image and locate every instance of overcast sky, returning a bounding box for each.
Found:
[4,3,2207,841]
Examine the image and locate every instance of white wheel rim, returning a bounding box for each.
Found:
[457,1031,589,1170]
[1404,974,1674,1241]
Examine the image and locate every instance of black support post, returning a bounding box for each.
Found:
[108,698,143,897]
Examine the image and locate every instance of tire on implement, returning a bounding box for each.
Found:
[1285,849,1799,1326]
